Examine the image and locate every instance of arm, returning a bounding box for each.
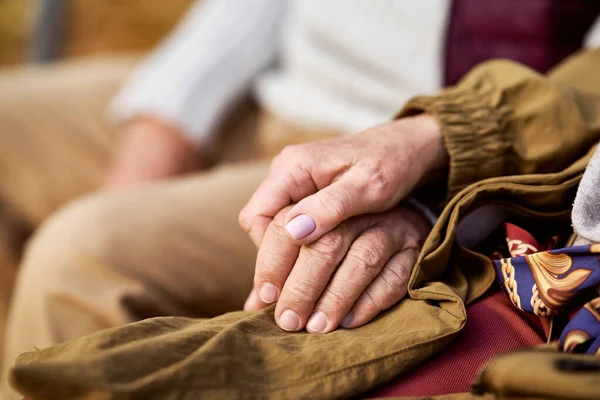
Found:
[106,0,287,188]
[240,49,600,333]
[398,48,600,198]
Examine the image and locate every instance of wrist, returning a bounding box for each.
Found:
[395,114,448,183]
[123,116,204,171]
[409,114,447,169]
[106,116,204,189]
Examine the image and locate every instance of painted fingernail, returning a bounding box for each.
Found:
[285,214,316,240]
[341,312,353,328]
[259,283,278,304]
[307,311,328,333]
[279,309,300,331]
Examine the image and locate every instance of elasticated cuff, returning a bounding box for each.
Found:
[396,87,512,199]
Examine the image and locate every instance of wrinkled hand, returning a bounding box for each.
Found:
[244,205,430,333]
[238,114,445,248]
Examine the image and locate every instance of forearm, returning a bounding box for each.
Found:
[398,48,600,198]
[109,0,287,145]
[105,116,203,189]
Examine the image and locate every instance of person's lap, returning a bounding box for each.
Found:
[0,55,545,400]
[0,56,270,398]
[0,56,139,226]
[0,55,138,377]
[0,161,269,399]
[0,51,345,398]
[4,164,549,400]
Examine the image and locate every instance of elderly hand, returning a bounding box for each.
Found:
[238,114,446,249]
[244,205,430,333]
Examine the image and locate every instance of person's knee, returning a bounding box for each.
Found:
[7,192,143,345]
[18,193,123,294]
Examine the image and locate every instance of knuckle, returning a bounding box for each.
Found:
[404,246,421,261]
[323,287,349,309]
[262,225,290,252]
[348,241,384,271]
[271,145,308,172]
[255,258,283,286]
[360,159,385,178]
[403,233,424,251]
[305,231,345,266]
[279,144,305,160]
[270,153,286,170]
[272,206,296,232]
[284,278,320,303]
[360,160,391,196]
[318,190,348,221]
[303,246,338,269]
[318,230,345,252]
[361,288,384,315]
[257,247,281,271]
[381,261,412,294]
[288,163,315,191]
[238,209,251,231]
[272,211,288,228]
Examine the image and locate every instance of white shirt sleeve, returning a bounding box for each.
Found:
[109,0,287,145]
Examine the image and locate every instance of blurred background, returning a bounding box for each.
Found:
[0,3,600,399]
[0,0,193,66]
[0,0,200,364]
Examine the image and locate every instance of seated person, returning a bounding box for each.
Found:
[2,1,600,399]
[10,46,600,399]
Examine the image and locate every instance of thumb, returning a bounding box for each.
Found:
[243,289,270,311]
[284,177,377,244]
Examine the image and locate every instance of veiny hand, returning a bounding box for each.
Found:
[244,205,430,333]
[105,116,204,190]
[238,114,446,248]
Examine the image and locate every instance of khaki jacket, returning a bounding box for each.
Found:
[11,49,600,400]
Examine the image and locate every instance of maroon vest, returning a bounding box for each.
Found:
[444,0,600,86]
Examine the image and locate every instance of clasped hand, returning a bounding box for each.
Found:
[239,115,446,333]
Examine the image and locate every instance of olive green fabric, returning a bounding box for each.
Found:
[402,49,600,199]
[471,350,600,400]
[10,49,600,399]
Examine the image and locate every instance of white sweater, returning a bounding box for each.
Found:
[110,0,600,145]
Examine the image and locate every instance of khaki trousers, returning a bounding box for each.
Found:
[0,56,131,374]
[0,56,338,399]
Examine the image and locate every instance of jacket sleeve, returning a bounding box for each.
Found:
[397,48,600,198]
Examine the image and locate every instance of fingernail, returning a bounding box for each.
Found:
[279,309,300,331]
[285,214,316,240]
[259,283,278,304]
[341,312,353,328]
[307,311,328,333]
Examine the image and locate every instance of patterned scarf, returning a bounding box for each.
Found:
[493,224,600,355]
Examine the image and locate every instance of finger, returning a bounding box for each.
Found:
[274,222,364,331]
[239,156,318,247]
[283,174,390,244]
[238,176,290,248]
[245,206,300,311]
[240,213,271,249]
[243,289,268,311]
[306,223,404,333]
[341,247,419,329]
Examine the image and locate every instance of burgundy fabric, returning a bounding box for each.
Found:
[444,0,600,85]
[369,290,545,398]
